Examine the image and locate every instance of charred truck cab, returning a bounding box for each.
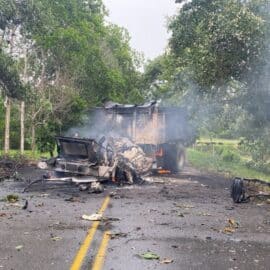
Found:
[99,101,191,173]
[54,137,108,178]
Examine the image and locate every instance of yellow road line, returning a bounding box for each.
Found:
[70,196,111,270]
[91,231,111,270]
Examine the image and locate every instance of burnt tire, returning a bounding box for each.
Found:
[231,178,245,203]
[164,143,186,173]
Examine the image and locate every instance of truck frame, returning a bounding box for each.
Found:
[98,101,191,173]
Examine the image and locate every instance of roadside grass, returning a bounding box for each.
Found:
[187,147,270,183]
[197,137,240,146]
[0,150,50,161]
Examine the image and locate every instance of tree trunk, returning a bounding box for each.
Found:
[20,101,25,155]
[31,124,36,153]
[4,97,11,155]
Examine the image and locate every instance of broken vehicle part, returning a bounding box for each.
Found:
[231,177,270,203]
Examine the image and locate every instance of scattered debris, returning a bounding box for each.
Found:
[140,252,160,260]
[175,203,195,209]
[15,245,24,251]
[38,193,49,198]
[197,212,212,217]
[82,213,102,221]
[108,232,127,239]
[7,202,24,208]
[22,200,28,210]
[5,194,19,203]
[90,182,104,193]
[109,191,117,197]
[51,236,62,241]
[35,202,44,207]
[0,158,24,181]
[65,197,81,203]
[225,206,234,211]
[160,258,173,264]
[103,217,121,222]
[223,219,239,234]
[0,213,7,217]
[79,184,89,192]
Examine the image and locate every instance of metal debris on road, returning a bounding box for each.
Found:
[51,236,62,241]
[22,200,28,210]
[160,258,174,264]
[79,184,89,191]
[15,245,24,251]
[107,232,127,239]
[90,182,104,193]
[65,197,81,203]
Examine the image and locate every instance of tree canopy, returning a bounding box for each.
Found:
[143,0,270,164]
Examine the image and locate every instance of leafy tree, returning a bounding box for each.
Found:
[169,0,265,90]
[0,49,24,99]
[143,0,270,165]
[0,0,143,153]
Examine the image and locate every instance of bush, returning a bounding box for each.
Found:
[221,149,241,162]
[246,160,270,174]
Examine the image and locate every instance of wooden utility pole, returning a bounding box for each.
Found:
[4,97,11,155]
[20,101,25,154]
[3,26,16,155]
[20,47,28,155]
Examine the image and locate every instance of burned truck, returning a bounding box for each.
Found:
[99,101,192,173]
[42,101,193,184]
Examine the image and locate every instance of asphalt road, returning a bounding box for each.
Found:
[0,166,269,270]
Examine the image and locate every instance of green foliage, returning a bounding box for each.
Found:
[221,149,241,163]
[0,50,24,99]
[188,147,270,183]
[169,0,265,89]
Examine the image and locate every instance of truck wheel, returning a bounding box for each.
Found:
[164,144,186,173]
[231,178,245,203]
[173,144,186,173]
[176,146,186,172]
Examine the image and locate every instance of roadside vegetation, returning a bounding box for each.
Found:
[188,139,270,183]
[0,150,50,161]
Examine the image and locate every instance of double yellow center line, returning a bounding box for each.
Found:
[70,196,111,270]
